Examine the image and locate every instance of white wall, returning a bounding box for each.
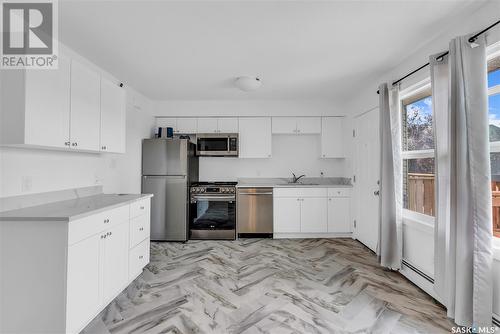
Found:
[0,45,155,199]
[153,99,350,181]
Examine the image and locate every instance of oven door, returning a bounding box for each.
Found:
[189,194,236,240]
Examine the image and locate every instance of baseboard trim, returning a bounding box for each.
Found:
[273,232,352,239]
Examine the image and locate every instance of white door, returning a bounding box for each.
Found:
[297,117,321,134]
[176,118,197,133]
[272,117,297,134]
[66,234,101,334]
[239,117,272,158]
[300,198,328,232]
[197,118,218,133]
[274,197,301,233]
[70,60,101,151]
[354,108,380,252]
[24,55,71,148]
[321,117,344,158]
[101,223,129,303]
[100,77,126,153]
[217,118,238,133]
[327,197,351,233]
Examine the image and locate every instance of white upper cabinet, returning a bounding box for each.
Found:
[1,54,127,154]
[217,118,238,133]
[196,117,238,133]
[321,117,344,158]
[24,55,71,148]
[197,118,218,133]
[272,117,297,134]
[157,118,177,131]
[238,117,272,158]
[176,118,197,133]
[297,117,321,134]
[272,117,321,134]
[100,77,126,153]
[70,60,101,151]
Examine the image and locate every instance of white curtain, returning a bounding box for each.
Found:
[432,34,493,327]
[378,83,403,270]
[431,52,450,306]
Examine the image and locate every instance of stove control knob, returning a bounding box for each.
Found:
[201,188,205,193]
[221,188,226,193]
[230,188,235,193]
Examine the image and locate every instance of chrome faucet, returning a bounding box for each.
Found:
[291,173,306,183]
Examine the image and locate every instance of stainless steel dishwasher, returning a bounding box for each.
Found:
[237,187,273,238]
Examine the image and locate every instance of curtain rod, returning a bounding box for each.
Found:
[376,18,500,94]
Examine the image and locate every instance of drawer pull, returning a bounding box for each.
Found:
[104,219,109,223]
[140,206,145,210]
[139,227,144,231]
[139,255,143,259]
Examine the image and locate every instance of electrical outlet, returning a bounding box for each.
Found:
[21,176,32,192]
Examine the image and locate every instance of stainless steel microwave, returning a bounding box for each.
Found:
[196,133,238,157]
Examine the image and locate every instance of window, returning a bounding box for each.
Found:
[401,84,435,217]
[488,50,500,237]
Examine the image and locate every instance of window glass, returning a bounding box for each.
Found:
[489,69,500,88]
[491,152,500,237]
[489,94,500,142]
[402,96,434,151]
[403,158,435,217]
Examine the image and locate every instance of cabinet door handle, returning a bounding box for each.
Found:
[139,255,143,259]
[104,219,109,223]
[140,206,144,210]
[374,190,380,196]
[64,141,70,146]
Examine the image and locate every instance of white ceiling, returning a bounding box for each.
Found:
[59,0,484,100]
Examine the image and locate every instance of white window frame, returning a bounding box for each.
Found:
[400,78,436,222]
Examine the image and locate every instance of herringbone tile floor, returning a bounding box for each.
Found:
[84,238,453,334]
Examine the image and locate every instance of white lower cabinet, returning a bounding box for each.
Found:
[0,197,151,334]
[273,187,350,237]
[327,197,351,233]
[273,197,301,232]
[66,234,101,334]
[300,197,327,233]
[102,222,130,303]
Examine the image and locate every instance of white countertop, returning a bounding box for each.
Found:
[0,193,153,222]
[236,177,352,188]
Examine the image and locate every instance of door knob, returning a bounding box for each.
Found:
[374,190,380,196]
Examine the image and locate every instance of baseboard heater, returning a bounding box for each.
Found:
[402,259,434,284]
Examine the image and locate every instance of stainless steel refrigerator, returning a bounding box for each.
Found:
[142,139,198,241]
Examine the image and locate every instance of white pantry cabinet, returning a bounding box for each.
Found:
[0,196,152,334]
[239,117,272,158]
[0,55,126,153]
[100,77,126,153]
[273,187,351,238]
[272,117,321,135]
[321,117,345,158]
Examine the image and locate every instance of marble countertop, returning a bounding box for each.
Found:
[236,177,352,188]
[0,193,153,222]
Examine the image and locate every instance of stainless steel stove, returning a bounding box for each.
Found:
[189,182,237,240]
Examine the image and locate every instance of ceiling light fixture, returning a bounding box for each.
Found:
[234,76,262,92]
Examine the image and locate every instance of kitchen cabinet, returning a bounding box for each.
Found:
[100,77,126,153]
[196,117,238,133]
[1,54,126,153]
[272,117,321,135]
[273,197,301,232]
[157,117,177,131]
[321,117,344,158]
[238,117,272,158]
[328,197,351,233]
[176,118,198,133]
[300,198,328,232]
[217,118,238,133]
[197,118,218,133]
[0,196,151,334]
[70,60,101,151]
[273,187,350,237]
[101,222,129,303]
[66,234,101,334]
